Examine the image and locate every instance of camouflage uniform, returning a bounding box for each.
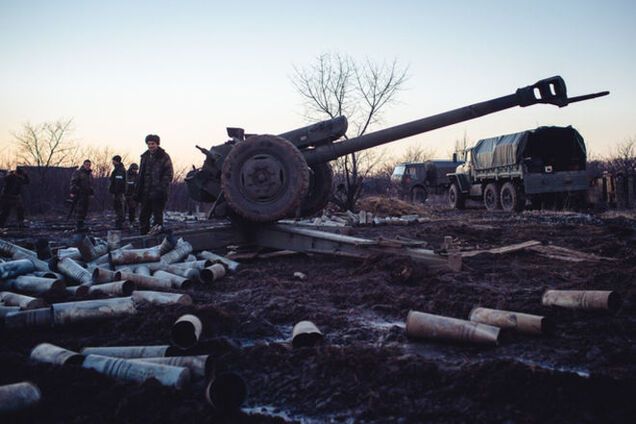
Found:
[109,162,126,228]
[0,169,29,227]
[125,165,139,224]
[69,167,94,230]
[135,147,173,234]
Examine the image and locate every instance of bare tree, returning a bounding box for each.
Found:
[607,137,636,175]
[452,131,470,161]
[79,145,130,178]
[292,53,408,210]
[172,165,190,182]
[9,119,80,212]
[375,145,436,182]
[13,119,78,167]
[0,146,17,170]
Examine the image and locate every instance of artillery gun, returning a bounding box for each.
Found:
[186,76,607,222]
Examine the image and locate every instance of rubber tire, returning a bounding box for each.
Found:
[410,186,428,204]
[500,182,525,212]
[448,183,466,209]
[221,135,309,222]
[483,183,500,211]
[299,162,333,217]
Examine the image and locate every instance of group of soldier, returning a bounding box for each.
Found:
[0,134,173,236]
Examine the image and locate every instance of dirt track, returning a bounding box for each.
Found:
[1,206,635,423]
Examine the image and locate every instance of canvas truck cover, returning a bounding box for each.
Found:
[471,126,586,171]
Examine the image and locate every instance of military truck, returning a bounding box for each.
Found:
[447,126,589,212]
[392,159,463,203]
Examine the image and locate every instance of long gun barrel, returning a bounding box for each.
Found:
[303,76,608,165]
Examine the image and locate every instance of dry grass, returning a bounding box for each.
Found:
[599,210,636,220]
[357,196,432,216]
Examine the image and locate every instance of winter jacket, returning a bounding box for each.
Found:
[1,171,29,198]
[70,167,94,197]
[125,167,138,197]
[109,163,126,194]
[135,147,173,201]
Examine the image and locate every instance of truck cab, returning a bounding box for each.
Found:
[393,159,464,203]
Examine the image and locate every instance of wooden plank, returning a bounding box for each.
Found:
[121,223,242,251]
[461,240,541,257]
[528,245,615,262]
[271,224,377,245]
[252,224,449,268]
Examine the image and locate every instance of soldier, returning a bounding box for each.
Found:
[69,159,94,231]
[109,155,126,229]
[0,167,30,228]
[135,134,173,235]
[125,163,139,225]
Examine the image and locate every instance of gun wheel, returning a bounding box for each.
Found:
[299,163,333,217]
[221,135,309,222]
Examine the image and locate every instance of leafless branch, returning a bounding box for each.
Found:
[291,53,409,210]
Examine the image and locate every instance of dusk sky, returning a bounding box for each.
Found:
[1,0,634,169]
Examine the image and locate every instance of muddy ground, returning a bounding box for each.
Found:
[1,204,635,423]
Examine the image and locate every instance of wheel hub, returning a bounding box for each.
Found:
[239,154,286,202]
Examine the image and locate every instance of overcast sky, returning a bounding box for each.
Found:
[1,0,634,169]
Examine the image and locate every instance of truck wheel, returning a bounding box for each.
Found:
[448,183,465,209]
[483,183,500,211]
[410,186,428,204]
[500,182,525,212]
